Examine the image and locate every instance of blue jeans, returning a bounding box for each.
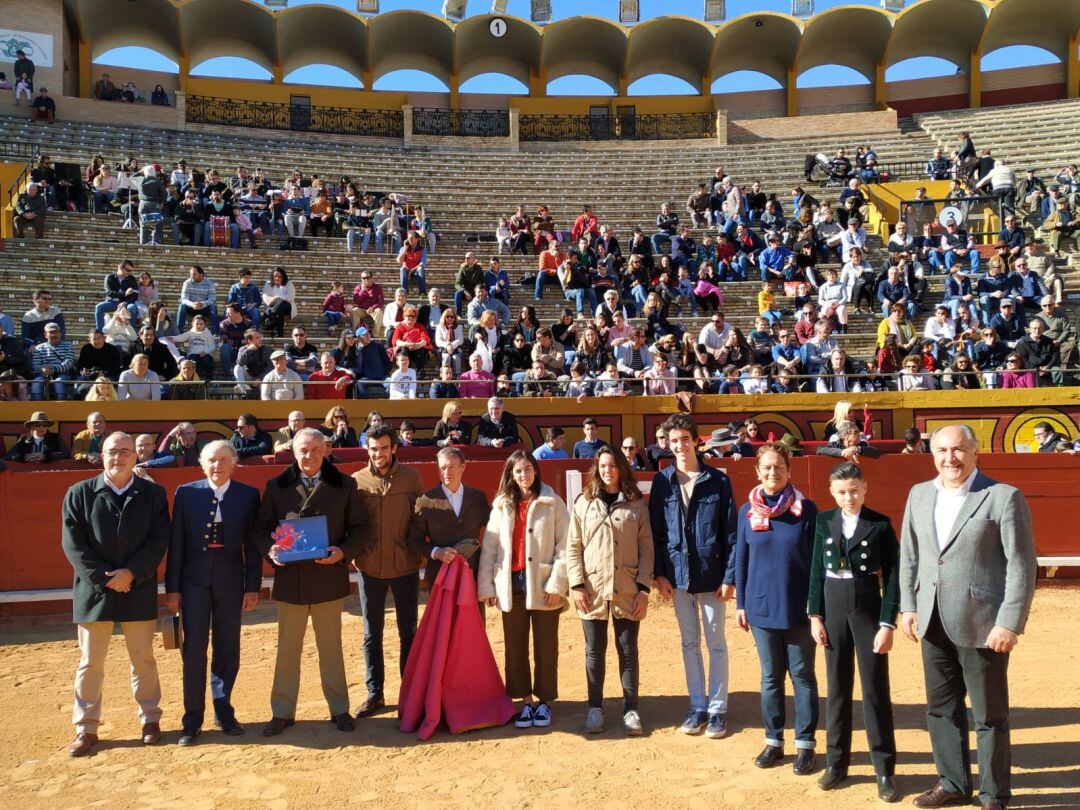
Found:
[324,310,345,329]
[400,264,426,295]
[750,624,819,748]
[490,285,510,307]
[30,373,73,401]
[651,232,673,256]
[346,229,370,252]
[565,287,597,316]
[93,190,114,214]
[234,304,260,329]
[359,572,419,698]
[534,272,562,300]
[219,343,240,379]
[177,303,219,334]
[374,230,402,254]
[95,300,140,330]
[761,309,783,326]
[672,589,730,715]
[630,284,649,311]
[453,289,473,315]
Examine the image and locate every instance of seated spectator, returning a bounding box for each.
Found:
[816,349,862,394]
[82,375,116,402]
[174,314,216,381]
[166,358,206,400]
[1038,197,1079,256]
[771,328,803,381]
[801,319,838,377]
[520,359,557,397]
[839,217,867,264]
[876,265,916,319]
[615,328,654,386]
[467,285,510,330]
[925,147,951,180]
[91,165,119,214]
[430,400,470,447]
[1011,257,1048,313]
[350,271,386,337]
[150,84,169,106]
[988,300,1025,347]
[130,324,178,381]
[651,202,679,256]
[390,306,433,374]
[454,251,487,315]
[261,349,304,401]
[372,196,403,254]
[318,406,359,449]
[95,260,140,330]
[354,327,391,398]
[534,239,565,301]
[102,307,139,356]
[476,396,519,447]
[1014,319,1060,386]
[827,148,853,185]
[71,412,107,465]
[897,355,936,391]
[458,352,495,399]
[93,73,119,101]
[29,323,75,401]
[284,324,317,381]
[570,204,600,243]
[817,269,849,334]
[930,220,981,275]
[941,354,982,390]
[485,257,511,307]
[815,421,881,460]
[397,231,428,296]
[281,186,310,246]
[29,87,56,124]
[643,352,677,396]
[387,351,418,400]
[308,189,334,238]
[274,411,306,452]
[117,353,162,401]
[998,352,1035,389]
[13,182,47,238]
[201,189,240,249]
[307,351,354,400]
[3,411,69,463]
[75,327,123,392]
[230,414,273,459]
[159,421,205,467]
[533,426,568,460]
[976,259,1012,323]
[877,304,919,354]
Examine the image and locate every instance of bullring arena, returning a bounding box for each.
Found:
[1,1,1080,807]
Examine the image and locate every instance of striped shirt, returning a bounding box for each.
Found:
[31,340,76,374]
[180,277,216,308]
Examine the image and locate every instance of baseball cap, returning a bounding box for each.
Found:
[355,327,369,337]
[270,349,287,360]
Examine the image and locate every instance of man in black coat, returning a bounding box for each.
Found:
[166,440,262,745]
[249,428,368,737]
[130,325,179,381]
[475,396,520,448]
[60,431,172,757]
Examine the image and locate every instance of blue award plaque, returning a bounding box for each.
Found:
[272,515,330,562]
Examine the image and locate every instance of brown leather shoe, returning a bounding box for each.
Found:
[912,781,970,808]
[68,732,98,757]
[141,722,162,745]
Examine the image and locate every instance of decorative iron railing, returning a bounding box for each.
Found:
[0,142,41,160]
[411,108,510,137]
[185,96,404,138]
[520,112,715,142]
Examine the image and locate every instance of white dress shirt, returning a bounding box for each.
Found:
[441,483,464,517]
[933,468,979,552]
[209,479,231,522]
[104,473,135,497]
[825,510,859,581]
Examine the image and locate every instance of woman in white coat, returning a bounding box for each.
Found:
[566,446,653,737]
[478,450,569,730]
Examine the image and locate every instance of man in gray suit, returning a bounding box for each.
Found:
[899,425,1037,810]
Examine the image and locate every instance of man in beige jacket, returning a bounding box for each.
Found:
[352,424,424,718]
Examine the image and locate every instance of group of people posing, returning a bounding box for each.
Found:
[60,418,1035,810]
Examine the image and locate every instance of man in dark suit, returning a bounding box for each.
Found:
[1031,421,1063,453]
[900,425,1038,810]
[250,428,367,737]
[166,440,262,746]
[407,446,491,589]
[61,431,172,757]
[475,396,519,448]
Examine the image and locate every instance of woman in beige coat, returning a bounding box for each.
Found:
[478,450,568,730]
[567,446,653,737]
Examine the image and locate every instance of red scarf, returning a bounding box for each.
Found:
[748,484,804,531]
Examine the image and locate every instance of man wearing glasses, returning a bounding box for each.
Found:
[621,438,647,472]
[350,272,385,338]
[61,432,172,757]
[1031,422,1063,453]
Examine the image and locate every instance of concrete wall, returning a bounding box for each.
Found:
[728,108,898,142]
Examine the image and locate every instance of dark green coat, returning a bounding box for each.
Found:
[808,506,900,626]
[61,475,172,623]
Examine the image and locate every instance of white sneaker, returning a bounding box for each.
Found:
[623,710,643,737]
[514,704,534,729]
[584,707,604,734]
[532,702,552,728]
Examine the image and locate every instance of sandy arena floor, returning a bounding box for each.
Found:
[0,585,1077,810]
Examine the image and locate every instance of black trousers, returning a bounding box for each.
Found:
[822,576,896,775]
[180,569,243,731]
[582,615,640,712]
[922,608,1012,805]
[502,591,560,703]
[359,572,419,699]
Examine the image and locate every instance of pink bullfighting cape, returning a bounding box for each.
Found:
[398,555,515,739]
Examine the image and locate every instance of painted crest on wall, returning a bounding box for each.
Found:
[0,30,54,68]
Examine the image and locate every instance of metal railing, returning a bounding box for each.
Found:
[519,112,715,142]
[3,144,40,240]
[0,142,41,160]
[898,194,1003,244]
[185,95,404,138]
[411,108,510,137]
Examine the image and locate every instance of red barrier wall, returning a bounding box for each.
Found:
[2,453,1077,614]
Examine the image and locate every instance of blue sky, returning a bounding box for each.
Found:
[97,0,1060,95]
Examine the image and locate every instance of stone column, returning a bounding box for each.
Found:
[403,104,414,147]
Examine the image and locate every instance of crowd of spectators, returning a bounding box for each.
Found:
[7,126,1079,400]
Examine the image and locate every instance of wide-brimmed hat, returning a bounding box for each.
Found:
[706,427,736,448]
[776,433,803,455]
[24,411,54,428]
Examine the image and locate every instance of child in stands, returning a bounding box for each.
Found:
[758,281,784,327]
[322,281,346,336]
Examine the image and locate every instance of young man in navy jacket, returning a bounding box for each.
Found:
[649,413,738,739]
